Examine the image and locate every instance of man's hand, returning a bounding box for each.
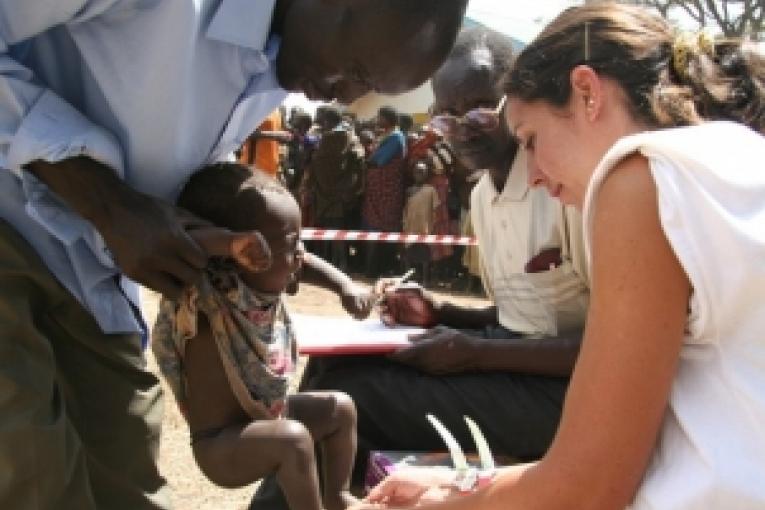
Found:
[25,157,272,299]
[100,199,274,298]
[187,227,272,273]
[340,283,376,319]
[94,190,213,298]
[378,284,439,328]
[389,326,483,375]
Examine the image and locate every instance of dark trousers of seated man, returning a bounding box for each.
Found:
[249,325,569,510]
[0,221,170,510]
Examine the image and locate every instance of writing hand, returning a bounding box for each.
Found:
[378,285,438,328]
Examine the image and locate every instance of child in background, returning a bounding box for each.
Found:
[152,163,358,510]
[402,160,439,287]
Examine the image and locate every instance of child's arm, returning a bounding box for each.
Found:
[298,252,375,319]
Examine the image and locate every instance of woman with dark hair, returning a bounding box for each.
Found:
[356,3,765,509]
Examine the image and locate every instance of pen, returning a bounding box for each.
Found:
[396,268,416,287]
[375,268,416,305]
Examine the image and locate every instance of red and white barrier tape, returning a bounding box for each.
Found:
[300,228,478,246]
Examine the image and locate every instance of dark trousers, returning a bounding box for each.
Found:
[250,327,568,509]
[0,221,170,510]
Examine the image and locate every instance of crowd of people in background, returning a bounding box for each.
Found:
[241,103,485,293]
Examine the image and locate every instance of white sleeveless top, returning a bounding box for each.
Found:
[582,122,765,509]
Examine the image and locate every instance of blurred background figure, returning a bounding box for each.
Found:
[402,161,439,286]
[305,106,366,272]
[361,106,406,277]
[283,108,315,193]
[238,108,293,176]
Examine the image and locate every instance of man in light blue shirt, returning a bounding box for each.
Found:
[0,0,467,507]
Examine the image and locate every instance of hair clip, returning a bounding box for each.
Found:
[672,30,715,80]
[672,31,694,79]
[584,21,591,62]
[697,30,715,57]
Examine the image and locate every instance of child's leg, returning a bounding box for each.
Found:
[288,392,358,510]
[192,420,323,510]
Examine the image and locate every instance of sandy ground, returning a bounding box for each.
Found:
[144,280,489,510]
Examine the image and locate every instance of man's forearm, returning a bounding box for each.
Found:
[471,332,583,377]
[25,156,131,229]
[434,301,498,329]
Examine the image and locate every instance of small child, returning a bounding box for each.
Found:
[402,160,439,286]
[152,163,357,510]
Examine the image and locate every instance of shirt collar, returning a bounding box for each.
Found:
[207,0,277,51]
[497,150,529,202]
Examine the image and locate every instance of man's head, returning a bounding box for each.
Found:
[178,163,303,294]
[274,0,468,104]
[318,105,343,132]
[289,110,313,135]
[399,113,414,134]
[431,27,518,189]
[376,106,399,132]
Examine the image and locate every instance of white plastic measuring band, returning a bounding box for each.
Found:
[426,414,496,493]
[426,414,468,471]
[464,416,495,474]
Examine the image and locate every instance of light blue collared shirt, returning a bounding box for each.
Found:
[0,0,287,335]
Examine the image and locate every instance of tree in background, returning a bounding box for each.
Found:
[629,0,763,40]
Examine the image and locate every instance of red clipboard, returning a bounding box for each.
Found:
[291,314,423,356]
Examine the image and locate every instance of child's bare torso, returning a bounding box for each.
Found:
[184,315,256,435]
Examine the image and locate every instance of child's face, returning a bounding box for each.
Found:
[239,197,303,294]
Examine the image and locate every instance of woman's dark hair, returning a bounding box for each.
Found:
[177,163,292,232]
[504,2,765,132]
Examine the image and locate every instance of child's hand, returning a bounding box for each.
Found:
[340,283,376,319]
[188,227,272,272]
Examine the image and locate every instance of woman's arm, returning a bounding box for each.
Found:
[480,154,690,509]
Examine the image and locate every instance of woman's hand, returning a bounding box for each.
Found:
[363,467,458,508]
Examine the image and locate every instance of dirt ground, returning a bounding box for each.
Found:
[143,279,489,510]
